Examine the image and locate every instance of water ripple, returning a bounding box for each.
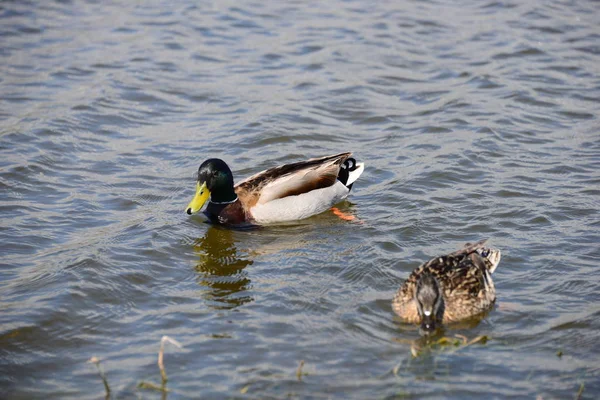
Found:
[1,0,599,398]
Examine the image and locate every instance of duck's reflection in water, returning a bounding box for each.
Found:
[193,226,254,309]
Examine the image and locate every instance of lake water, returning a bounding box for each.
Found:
[1,0,599,398]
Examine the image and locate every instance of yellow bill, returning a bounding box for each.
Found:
[186,182,210,215]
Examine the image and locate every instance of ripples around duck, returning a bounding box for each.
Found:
[1,0,599,398]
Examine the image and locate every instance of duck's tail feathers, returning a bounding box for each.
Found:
[483,248,501,274]
[337,158,365,190]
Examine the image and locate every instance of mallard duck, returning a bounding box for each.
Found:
[185,152,364,225]
[392,239,501,334]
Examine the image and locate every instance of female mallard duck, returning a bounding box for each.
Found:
[185,152,364,225]
[392,239,501,334]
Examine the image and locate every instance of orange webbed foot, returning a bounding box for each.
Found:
[331,207,357,221]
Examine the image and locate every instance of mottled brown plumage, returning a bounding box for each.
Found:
[392,239,501,325]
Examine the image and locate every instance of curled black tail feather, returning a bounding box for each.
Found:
[343,157,357,171]
[337,157,358,189]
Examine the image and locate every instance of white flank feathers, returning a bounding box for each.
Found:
[250,181,350,224]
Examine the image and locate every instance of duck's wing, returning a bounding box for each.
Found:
[438,257,488,295]
[417,239,492,275]
[235,152,351,208]
[448,239,501,274]
[440,256,497,322]
[420,245,496,321]
[447,239,489,257]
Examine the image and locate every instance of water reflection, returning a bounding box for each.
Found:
[193,226,254,309]
[394,310,490,338]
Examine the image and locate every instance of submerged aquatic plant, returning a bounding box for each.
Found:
[391,334,490,377]
[88,356,110,398]
[575,382,584,400]
[139,335,183,393]
[296,360,306,381]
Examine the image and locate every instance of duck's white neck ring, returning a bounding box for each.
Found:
[210,196,238,205]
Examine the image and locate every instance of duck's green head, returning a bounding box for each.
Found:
[186,158,237,215]
[415,274,444,335]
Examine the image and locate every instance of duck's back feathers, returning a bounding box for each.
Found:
[236,153,351,206]
[393,240,501,324]
[232,152,364,223]
[447,238,489,257]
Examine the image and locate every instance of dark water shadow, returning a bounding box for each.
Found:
[192,225,254,309]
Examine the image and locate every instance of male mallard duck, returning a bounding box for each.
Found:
[185,152,364,225]
[392,239,501,334]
